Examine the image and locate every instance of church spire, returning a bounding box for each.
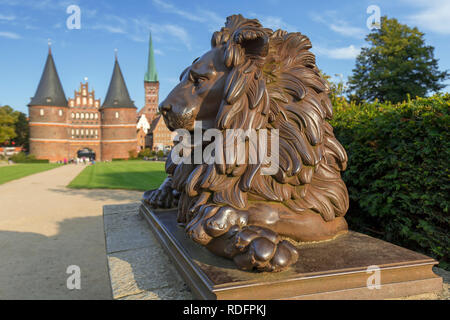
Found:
[29,46,67,107]
[144,32,158,82]
[102,55,136,109]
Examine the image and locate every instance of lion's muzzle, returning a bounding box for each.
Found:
[159,102,195,131]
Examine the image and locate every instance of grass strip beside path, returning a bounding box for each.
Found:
[67,160,167,191]
[0,163,62,185]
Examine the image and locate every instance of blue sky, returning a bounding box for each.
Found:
[1,0,449,114]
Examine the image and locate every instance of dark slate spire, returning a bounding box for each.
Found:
[29,45,68,107]
[102,54,136,109]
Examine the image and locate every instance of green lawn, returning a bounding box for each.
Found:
[67,160,167,191]
[0,163,62,185]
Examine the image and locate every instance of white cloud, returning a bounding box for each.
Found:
[197,9,224,25]
[0,14,15,21]
[250,14,297,32]
[0,31,21,39]
[152,0,205,22]
[313,45,360,60]
[152,0,224,32]
[406,0,450,35]
[329,24,366,38]
[158,24,192,50]
[0,0,76,11]
[92,24,126,34]
[310,11,365,39]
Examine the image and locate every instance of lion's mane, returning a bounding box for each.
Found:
[167,15,349,227]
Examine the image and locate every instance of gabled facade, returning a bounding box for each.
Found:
[148,115,174,151]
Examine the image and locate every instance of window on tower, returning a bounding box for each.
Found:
[115,112,119,119]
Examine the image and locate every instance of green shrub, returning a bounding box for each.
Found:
[331,93,450,269]
[156,150,165,158]
[10,152,49,163]
[138,148,152,159]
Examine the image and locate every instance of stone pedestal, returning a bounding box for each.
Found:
[139,202,443,300]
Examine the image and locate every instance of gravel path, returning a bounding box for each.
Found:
[0,164,142,299]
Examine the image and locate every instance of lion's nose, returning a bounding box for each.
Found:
[159,103,172,116]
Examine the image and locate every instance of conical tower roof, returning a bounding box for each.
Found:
[29,48,67,107]
[102,56,136,109]
[144,33,158,82]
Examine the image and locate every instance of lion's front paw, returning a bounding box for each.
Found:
[232,226,299,272]
[185,204,219,245]
[143,177,179,209]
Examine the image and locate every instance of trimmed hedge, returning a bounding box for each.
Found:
[331,94,450,269]
[10,152,49,163]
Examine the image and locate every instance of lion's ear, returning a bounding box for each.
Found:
[233,27,269,58]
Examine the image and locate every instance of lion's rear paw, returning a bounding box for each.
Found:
[232,226,299,272]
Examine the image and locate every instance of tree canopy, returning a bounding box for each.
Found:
[0,106,17,144]
[0,105,29,147]
[347,17,448,104]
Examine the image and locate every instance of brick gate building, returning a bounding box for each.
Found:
[28,46,138,162]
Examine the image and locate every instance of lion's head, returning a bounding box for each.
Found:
[160,14,349,226]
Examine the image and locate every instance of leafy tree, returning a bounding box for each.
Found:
[348,17,448,104]
[0,105,18,144]
[12,112,29,149]
[321,71,348,105]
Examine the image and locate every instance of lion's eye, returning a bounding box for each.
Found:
[189,71,205,88]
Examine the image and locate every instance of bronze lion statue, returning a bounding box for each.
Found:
[144,14,349,272]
